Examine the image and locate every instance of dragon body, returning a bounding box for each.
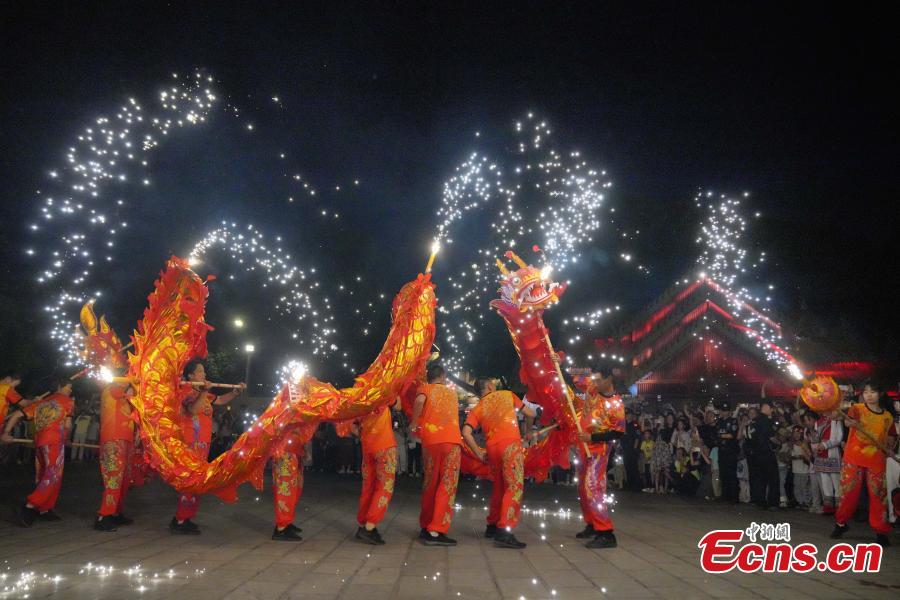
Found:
[127,257,436,499]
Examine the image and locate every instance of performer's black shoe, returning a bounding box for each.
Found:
[37,510,62,521]
[112,513,134,526]
[875,534,891,547]
[586,531,617,549]
[286,523,302,534]
[419,528,429,539]
[272,526,303,542]
[371,528,386,545]
[493,531,526,549]
[169,517,201,535]
[423,532,457,546]
[19,504,37,528]
[94,516,118,532]
[355,526,383,545]
[484,524,499,538]
[830,523,849,539]
[575,524,595,539]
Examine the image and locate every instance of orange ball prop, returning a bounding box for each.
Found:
[799,376,842,413]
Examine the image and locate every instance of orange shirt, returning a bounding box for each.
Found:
[181,389,214,447]
[100,384,135,443]
[418,383,462,447]
[465,390,523,448]
[0,383,23,423]
[22,393,74,447]
[360,406,396,454]
[844,403,896,471]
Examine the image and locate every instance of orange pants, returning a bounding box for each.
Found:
[420,443,461,533]
[273,450,304,528]
[98,440,133,517]
[836,462,890,534]
[487,442,524,529]
[578,446,613,532]
[174,441,207,521]
[357,447,397,526]
[28,444,65,512]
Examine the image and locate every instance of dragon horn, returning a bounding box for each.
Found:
[80,301,99,336]
[495,258,510,276]
[505,250,528,269]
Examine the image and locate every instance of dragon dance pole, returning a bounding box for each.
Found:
[543,333,590,455]
[425,241,440,274]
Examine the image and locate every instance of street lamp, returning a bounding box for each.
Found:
[233,318,245,329]
[244,343,255,394]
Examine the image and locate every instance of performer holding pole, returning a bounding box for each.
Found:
[831,380,897,547]
[169,360,245,535]
[462,377,536,549]
[410,364,461,546]
[572,366,625,549]
[354,397,400,545]
[1,379,75,527]
[94,381,137,531]
[1,373,34,424]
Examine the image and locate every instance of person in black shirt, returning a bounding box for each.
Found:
[622,408,641,491]
[715,404,740,503]
[751,402,781,510]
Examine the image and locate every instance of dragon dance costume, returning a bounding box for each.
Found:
[272,427,312,531]
[21,393,74,513]
[416,382,462,535]
[465,390,526,530]
[574,383,625,537]
[97,383,136,519]
[835,403,896,535]
[0,382,23,425]
[174,386,215,523]
[357,406,398,528]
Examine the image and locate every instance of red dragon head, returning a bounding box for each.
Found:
[490,250,566,314]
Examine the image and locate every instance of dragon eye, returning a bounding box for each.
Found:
[512,277,521,285]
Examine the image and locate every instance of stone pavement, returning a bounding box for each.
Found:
[1,462,898,599]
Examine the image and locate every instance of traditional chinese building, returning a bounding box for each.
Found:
[594,277,874,405]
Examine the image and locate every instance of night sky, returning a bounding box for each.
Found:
[2,3,897,390]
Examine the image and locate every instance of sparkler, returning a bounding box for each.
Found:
[27,71,219,366]
[694,190,799,375]
[432,113,612,373]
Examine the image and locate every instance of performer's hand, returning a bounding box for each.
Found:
[477,448,488,463]
[0,433,14,444]
[577,432,591,442]
[237,382,247,394]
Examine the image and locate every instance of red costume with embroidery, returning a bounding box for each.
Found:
[22,393,74,511]
[835,403,896,534]
[98,383,136,517]
[272,426,313,529]
[574,379,625,533]
[417,383,462,533]
[174,386,215,521]
[466,390,525,529]
[357,407,398,525]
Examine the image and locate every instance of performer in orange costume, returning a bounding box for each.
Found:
[411,364,461,546]
[1,373,31,425]
[95,382,137,531]
[831,380,897,547]
[462,377,536,549]
[271,426,311,542]
[573,367,625,549]
[170,361,245,534]
[354,398,399,545]
[1,380,75,527]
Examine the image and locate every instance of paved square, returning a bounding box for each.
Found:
[1,463,898,599]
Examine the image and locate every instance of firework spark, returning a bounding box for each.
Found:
[433,113,612,374]
[27,71,219,366]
